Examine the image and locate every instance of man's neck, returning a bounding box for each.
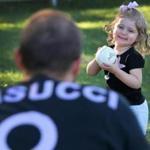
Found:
[23,70,75,82]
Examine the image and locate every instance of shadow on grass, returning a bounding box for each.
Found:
[0,29,20,71]
[0,2,117,24]
[57,0,150,9]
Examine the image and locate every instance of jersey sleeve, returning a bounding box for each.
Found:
[115,94,150,150]
[127,51,145,70]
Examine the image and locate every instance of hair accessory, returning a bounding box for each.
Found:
[120,1,139,12]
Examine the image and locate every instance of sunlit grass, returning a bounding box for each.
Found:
[0,72,22,87]
[77,21,107,29]
[0,21,25,30]
[139,6,150,23]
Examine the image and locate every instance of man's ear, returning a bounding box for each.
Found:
[14,49,25,71]
[71,57,81,77]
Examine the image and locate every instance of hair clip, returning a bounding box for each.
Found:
[128,1,139,8]
[120,1,139,12]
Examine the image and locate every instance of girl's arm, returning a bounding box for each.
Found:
[86,58,102,76]
[113,68,142,89]
[101,61,142,89]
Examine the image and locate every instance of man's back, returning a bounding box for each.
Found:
[0,74,149,150]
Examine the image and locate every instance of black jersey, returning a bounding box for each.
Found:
[0,74,149,150]
[104,47,145,105]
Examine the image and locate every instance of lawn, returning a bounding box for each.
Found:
[0,1,150,141]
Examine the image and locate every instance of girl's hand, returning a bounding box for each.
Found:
[99,57,121,74]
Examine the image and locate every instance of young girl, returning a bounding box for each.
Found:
[86,1,150,135]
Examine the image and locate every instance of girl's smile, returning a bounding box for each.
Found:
[113,18,138,50]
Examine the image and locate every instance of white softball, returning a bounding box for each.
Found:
[95,46,117,66]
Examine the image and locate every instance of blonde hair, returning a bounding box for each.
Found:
[105,7,150,55]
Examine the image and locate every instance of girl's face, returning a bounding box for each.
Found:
[113,17,138,48]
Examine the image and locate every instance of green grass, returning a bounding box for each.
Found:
[0,1,150,141]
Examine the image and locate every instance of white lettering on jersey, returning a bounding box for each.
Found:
[1,80,119,109]
[56,82,81,100]
[107,91,119,110]
[0,111,58,150]
[83,86,107,103]
[29,80,54,101]
[3,86,27,103]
